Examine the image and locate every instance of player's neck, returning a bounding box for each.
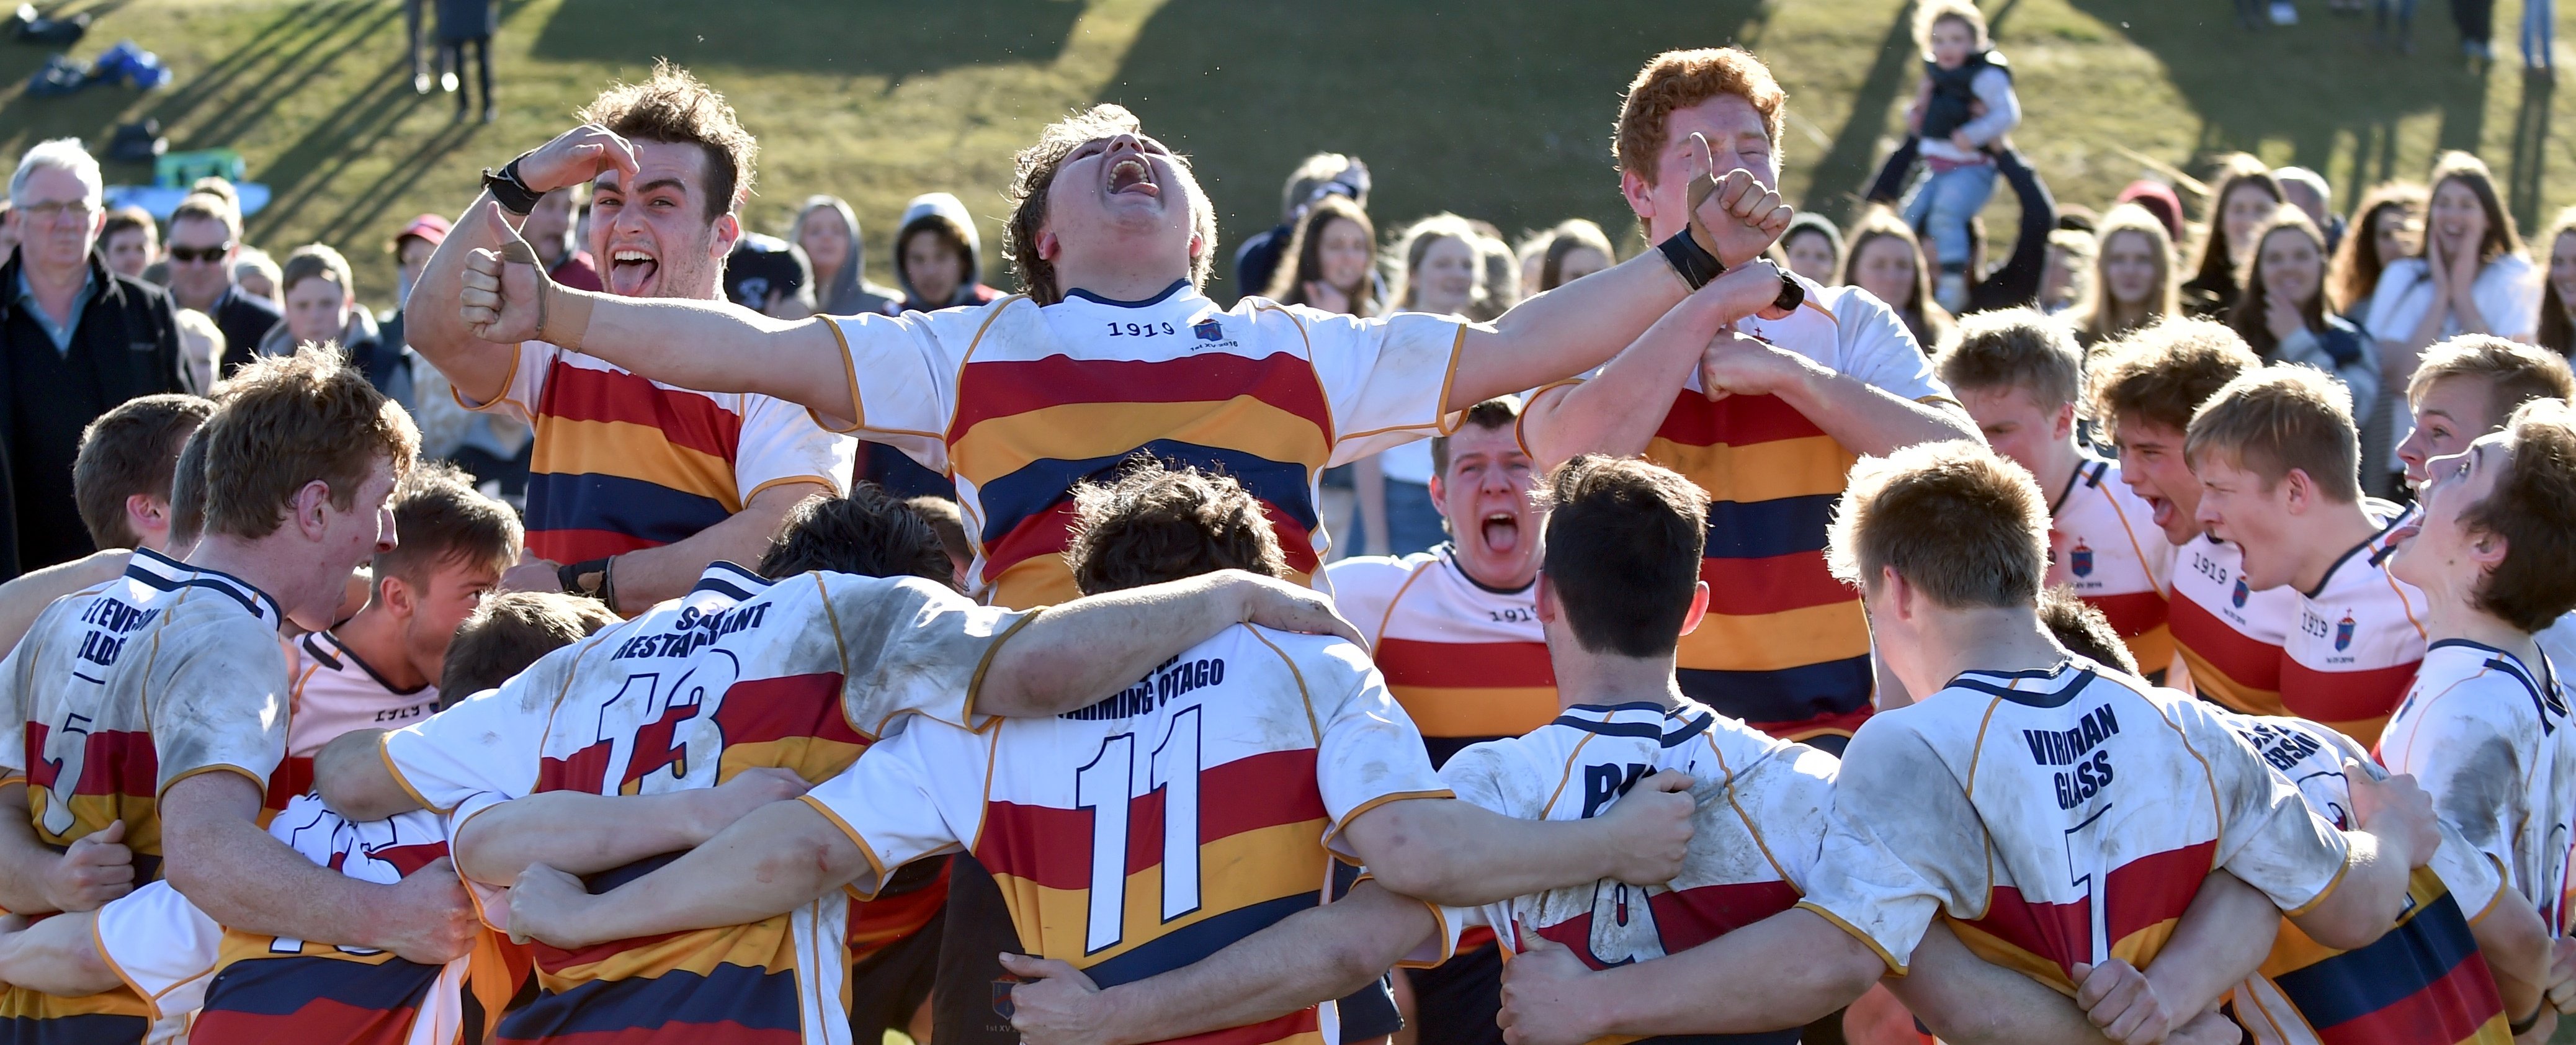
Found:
[1055,254,1192,306]
[329,602,429,691]
[1549,642,1684,712]
[2423,590,2541,666]
[1904,604,2067,697]
[184,534,318,624]
[2037,440,2085,504]
[2287,500,2387,593]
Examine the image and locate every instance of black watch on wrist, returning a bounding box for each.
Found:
[1771,268,1806,313]
[483,153,544,217]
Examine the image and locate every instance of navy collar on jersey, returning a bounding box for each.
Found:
[2426,638,2567,717]
[2305,505,2411,599]
[689,561,772,602]
[124,552,285,629]
[1554,701,1719,747]
[2051,455,2108,516]
[1063,280,1191,308]
[1438,543,1536,597]
[307,629,432,697]
[1946,658,2095,708]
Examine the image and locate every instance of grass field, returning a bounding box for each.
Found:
[0,0,2564,305]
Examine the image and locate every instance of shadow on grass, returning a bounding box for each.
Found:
[528,0,1085,79]
[1099,0,1764,300]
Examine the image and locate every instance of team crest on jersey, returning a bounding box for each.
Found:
[2334,614,2355,652]
[2231,577,2250,608]
[1193,318,1223,341]
[2070,539,2094,578]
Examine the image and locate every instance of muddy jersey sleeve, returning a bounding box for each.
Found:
[146,614,292,797]
[1794,718,1977,973]
[816,573,1040,736]
[2168,699,2354,913]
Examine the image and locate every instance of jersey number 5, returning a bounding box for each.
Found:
[1074,706,1205,954]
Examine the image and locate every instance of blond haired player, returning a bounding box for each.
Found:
[1939,309,2174,679]
[450,97,1797,611]
[2189,366,2428,746]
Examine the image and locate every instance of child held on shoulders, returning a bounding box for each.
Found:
[1905,0,2021,313]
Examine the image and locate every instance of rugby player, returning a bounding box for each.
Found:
[2189,366,2426,745]
[449,97,1797,610]
[1520,47,1979,751]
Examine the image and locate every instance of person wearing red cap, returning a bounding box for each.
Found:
[377,213,450,372]
[2116,179,2187,245]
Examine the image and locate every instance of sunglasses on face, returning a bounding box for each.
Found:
[168,243,234,264]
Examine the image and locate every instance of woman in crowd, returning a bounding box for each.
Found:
[1359,213,1486,556]
[1469,222,1519,321]
[1778,212,1845,285]
[2230,207,2384,472]
[1531,218,1616,294]
[791,194,900,316]
[2072,204,2181,348]
[893,191,1000,313]
[1841,207,1954,351]
[1387,213,1485,317]
[2535,205,2575,357]
[2327,182,2426,326]
[2180,155,2284,317]
[1261,193,1379,315]
[2366,151,2538,496]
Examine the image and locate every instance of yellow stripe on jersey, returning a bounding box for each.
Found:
[990,818,1329,970]
[2178,644,2289,718]
[1946,912,2181,996]
[2126,624,2175,683]
[950,398,1333,491]
[27,791,159,855]
[527,416,743,511]
[538,917,798,985]
[1677,601,1874,674]
[1639,434,1854,504]
[1384,686,1560,739]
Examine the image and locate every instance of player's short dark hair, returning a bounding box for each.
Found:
[2036,585,2140,675]
[439,591,619,701]
[73,394,213,550]
[758,483,954,585]
[1068,459,1287,595]
[2085,317,2260,442]
[1830,441,2048,609]
[1430,397,1523,477]
[1539,455,1709,658]
[2461,400,2576,632]
[372,462,521,598]
[904,496,971,568]
[576,60,755,222]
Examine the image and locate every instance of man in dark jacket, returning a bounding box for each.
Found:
[0,140,192,576]
[163,191,280,375]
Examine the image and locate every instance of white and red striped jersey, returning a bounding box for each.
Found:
[2379,640,2576,933]
[2170,536,2301,718]
[2280,506,2426,747]
[266,630,441,812]
[2045,455,2174,679]
[1797,660,2355,987]
[1323,547,1554,766]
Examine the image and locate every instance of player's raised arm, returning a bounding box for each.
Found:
[455,213,854,418]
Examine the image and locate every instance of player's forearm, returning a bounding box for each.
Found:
[1519,297,1729,472]
[540,286,849,411]
[1351,801,1631,907]
[411,194,528,405]
[454,791,729,886]
[606,482,823,613]
[2288,833,2412,951]
[161,801,408,948]
[1584,910,1882,1036]
[558,799,865,947]
[313,730,419,821]
[1090,882,1433,1045]
[1456,252,1690,405]
[978,571,1284,717]
[1888,920,2127,1045]
[0,785,62,914]
[2142,870,2279,1020]
[0,911,116,995]
[1776,366,1976,457]
[0,552,126,657]
[2473,890,2553,1022]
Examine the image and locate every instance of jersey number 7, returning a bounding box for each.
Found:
[1074,706,1205,954]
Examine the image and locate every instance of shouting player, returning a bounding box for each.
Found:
[1939,310,2173,679]
[1521,47,1978,750]
[493,461,1704,1045]
[2189,366,2427,745]
[449,94,1797,610]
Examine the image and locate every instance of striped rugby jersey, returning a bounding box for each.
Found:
[2281,505,2426,747]
[805,624,1451,1045]
[270,629,440,812]
[1422,699,1895,1045]
[1799,660,2355,986]
[381,563,1034,1045]
[1523,280,1944,751]
[2045,454,2175,680]
[93,794,528,1045]
[2381,640,2576,935]
[0,549,291,1043]
[2171,535,2301,717]
[2223,712,2510,1045]
[1324,545,1553,766]
[821,282,1462,609]
[465,341,855,563]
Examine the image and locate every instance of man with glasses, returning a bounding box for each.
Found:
[163,192,280,375]
[0,139,190,576]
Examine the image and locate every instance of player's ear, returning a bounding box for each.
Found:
[1678,581,1710,637]
[381,573,416,618]
[1036,229,1062,262]
[1619,169,1657,225]
[1534,573,1559,625]
[2052,402,2077,441]
[2469,528,2509,571]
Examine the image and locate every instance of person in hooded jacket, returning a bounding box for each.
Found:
[793,194,901,316]
[893,192,1000,313]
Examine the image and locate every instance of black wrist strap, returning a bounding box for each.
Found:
[2511,1003,2546,1036]
[1657,229,1725,290]
[1772,270,1806,313]
[560,557,612,601]
[484,153,543,216]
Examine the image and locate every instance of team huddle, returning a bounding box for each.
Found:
[0,37,2570,1045]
